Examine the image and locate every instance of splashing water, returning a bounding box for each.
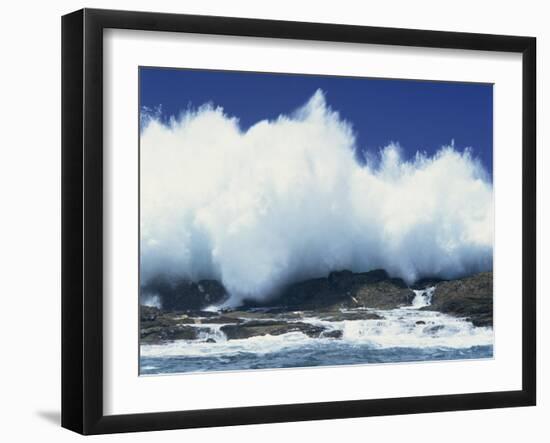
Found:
[140,289,493,374]
[140,90,493,305]
[409,287,435,309]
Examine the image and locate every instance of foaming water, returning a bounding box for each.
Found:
[141,309,492,359]
[140,287,493,374]
[309,309,492,349]
[408,287,435,309]
[140,90,493,305]
[195,324,227,343]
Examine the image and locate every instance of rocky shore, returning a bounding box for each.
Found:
[420,272,493,327]
[140,269,493,345]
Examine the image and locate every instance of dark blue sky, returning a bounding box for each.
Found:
[140,67,493,176]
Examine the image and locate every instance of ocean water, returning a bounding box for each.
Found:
[141,344,493,375]
[140,289,493,375]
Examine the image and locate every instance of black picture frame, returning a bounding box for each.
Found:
[61,8,536,435]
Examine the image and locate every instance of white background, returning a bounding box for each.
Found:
[0,0,546,442]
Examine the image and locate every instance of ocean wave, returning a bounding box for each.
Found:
[140,90,493,305]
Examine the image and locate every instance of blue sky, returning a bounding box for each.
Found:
[139,67,493,176]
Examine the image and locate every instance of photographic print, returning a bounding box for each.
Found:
[138,67,494,375]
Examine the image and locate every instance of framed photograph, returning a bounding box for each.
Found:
[61,8,536,434]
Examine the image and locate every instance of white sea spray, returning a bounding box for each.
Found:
[140,90,493,305]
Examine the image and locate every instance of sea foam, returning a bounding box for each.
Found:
[140,309,494,359]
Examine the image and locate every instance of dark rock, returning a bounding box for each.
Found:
[140,312,192,330]
[140,324,205,344]
[140,305,160,321]
[181,309,220,318]
[328,270,355,290]
[220,321,325,340]
[205,338,216,343]
[415,320,426,325]
[469,314,493,328]
[424,324,445,334]
[316,310,384,322]
[221,310,284,321]
[421,272,493,327]
[352,280,412,309]
[321,329,343,339]
[244,269,413,311]
[410,277,446,290]
[198,315,242,324]
[141,277,229,312]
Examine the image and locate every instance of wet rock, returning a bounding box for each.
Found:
[316,310,384,322]
[220,321,326,340]
[140,311,192,330]
[424,324,445,334]
[328,270,355,290]
[223,310,285,320]
[415,320,426,325]
[352,281,413,309]
[321,329,344,339]
[141,277,229,311]
[139,308,243,344]
[198,315,242,324]
[470,314,493,328]
[410,277,445,290]
[140,305,160,322]
[243,269,413,311]
[421,272,493,327]
[140,325,206,344]
[182,309,220,318]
